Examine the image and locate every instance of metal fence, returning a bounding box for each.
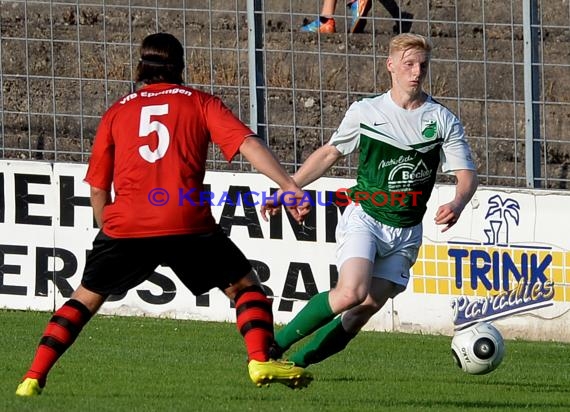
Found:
[1,0,569,188]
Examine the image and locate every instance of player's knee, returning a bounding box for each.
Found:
[331,288,367,311]
[388,283,406,299]
[341,309,373,332]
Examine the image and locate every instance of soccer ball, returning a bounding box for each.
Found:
[451,322,505,375]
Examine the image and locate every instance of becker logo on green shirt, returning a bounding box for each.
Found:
[388,159,432,191]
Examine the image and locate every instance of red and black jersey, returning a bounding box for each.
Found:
[85,83,254,238]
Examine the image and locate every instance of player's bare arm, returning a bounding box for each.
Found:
[292,144,343,188]
[260,144,343,221]
[89,186,112,228]
[435,169,478,232]
[239,136,310,223]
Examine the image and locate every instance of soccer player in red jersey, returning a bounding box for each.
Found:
[16,32,312,396]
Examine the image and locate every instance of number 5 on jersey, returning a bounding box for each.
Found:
[139,104,170,163]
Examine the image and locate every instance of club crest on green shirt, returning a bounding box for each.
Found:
[422,121,437,139]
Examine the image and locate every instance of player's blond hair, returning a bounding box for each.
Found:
[389,33,432,58]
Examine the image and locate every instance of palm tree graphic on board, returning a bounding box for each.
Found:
[483,194,520,245]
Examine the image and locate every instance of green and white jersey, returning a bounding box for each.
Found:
[329,90,476,228]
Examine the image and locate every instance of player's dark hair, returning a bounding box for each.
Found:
[136,32,184,85]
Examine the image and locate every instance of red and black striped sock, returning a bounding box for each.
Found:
[234,285,274,362]
[23,299,92,386]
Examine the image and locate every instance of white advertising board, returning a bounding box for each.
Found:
[1,160,568,342]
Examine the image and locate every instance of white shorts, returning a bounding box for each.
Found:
[335,203,422,287]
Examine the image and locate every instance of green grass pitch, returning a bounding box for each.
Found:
[2,309,569,412]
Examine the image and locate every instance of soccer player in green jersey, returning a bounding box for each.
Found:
[262,33,478,369]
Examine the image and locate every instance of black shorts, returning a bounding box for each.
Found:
[81,227,252,296]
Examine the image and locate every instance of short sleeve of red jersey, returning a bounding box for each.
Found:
[202,95,255,162]
[84,110,115,191]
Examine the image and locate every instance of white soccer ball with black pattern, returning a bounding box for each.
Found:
[451,322,505,375]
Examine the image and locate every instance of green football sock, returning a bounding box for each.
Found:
[288,316,358,367]
[275,291,335,351]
